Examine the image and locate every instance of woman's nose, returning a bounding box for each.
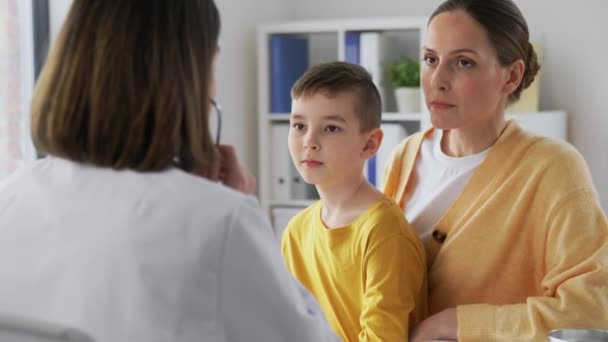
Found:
[430,63,451,91]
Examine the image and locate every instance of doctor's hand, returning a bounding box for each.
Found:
[197,144,256,195]
[410,308,458,342]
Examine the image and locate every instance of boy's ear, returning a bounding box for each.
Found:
[361,127,383,159]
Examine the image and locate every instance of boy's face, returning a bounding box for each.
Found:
[288,92,379,188]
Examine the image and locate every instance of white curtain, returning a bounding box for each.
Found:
[0,0,36,180]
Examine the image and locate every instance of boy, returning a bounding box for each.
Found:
[281,61,427,341]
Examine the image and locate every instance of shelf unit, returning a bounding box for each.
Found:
[256,17,567,235]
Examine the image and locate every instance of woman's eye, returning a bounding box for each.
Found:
[292,123,305,130]
[457,59,474,68]
[325,125,340,133]
[423,56,437,65]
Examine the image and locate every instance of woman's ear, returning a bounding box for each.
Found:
[362,127,383,160]
[503,59,525,95]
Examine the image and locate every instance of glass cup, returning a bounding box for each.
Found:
[548,329,608,342]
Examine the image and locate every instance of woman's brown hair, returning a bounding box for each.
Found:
[430,0,540,104]
[31,0,220,172]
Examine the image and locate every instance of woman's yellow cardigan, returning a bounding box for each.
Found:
[383,121,608,341]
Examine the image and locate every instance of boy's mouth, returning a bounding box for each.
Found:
[302,159,323,167]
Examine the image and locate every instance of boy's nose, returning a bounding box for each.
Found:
[303,134,320,151]
[304,142,320,151]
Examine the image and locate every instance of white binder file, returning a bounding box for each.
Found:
[271,124,291,201]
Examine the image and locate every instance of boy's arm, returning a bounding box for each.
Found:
[359,232,426,341]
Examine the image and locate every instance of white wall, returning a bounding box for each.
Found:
[47,0,608,211]
[214,0,292,173]
[292,0,608,211]
[293,0,443,19]
[48,0,71,42]
[514,1,608,212]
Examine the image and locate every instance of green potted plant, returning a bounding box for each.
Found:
[388,57,421,113]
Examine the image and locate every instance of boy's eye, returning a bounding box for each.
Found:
[325,125,341,133]
[423,55,437,65]
[292,123,305,130]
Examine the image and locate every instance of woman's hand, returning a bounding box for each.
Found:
[197,144,256,195]
[410,308,458,342]
[216,144,256,194]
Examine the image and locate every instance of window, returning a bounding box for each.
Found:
[0,0,48,178]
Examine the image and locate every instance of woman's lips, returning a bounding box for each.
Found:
[429,101,456,110]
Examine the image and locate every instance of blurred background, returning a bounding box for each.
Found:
[2,0,606,212]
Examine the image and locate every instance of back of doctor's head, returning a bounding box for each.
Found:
[31,0,220,172]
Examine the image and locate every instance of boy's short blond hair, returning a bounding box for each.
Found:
[291,61,382,132]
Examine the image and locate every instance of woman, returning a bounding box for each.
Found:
[382,0,608,340]
[0,1,338,341]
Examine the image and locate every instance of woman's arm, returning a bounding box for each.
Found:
[410,308,457,342]
[418,190,608,342]
[460,190,608,341]
[195,144,256,194]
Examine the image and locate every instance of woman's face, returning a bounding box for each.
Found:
[422,10,513,130]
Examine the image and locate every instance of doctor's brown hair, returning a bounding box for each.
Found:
[430,0,540,104]
[31,0,220,172]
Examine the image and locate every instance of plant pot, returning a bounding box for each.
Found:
[394,87,420,113]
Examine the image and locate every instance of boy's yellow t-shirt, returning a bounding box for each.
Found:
[281,196,427,342]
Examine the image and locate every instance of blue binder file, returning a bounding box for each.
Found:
[270,35,309,113]
[344,32,360,64]
[367,155,377,186]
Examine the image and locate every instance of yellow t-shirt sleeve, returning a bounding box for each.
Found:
[359,233,426,341]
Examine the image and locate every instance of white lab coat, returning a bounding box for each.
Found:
[0,157,339,342]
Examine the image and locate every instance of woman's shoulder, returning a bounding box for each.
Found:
[5,156,253,221]
[504,126,595,193]
[514,129,587,171]
[0,157,60,193]
[505,121,580,161]
[165,169,264,221]
[170,174,275,240]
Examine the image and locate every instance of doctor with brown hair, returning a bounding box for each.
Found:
[0,1,339,341]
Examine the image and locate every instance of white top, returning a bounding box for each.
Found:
[405,129,489,244]
[0,157,338,342]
